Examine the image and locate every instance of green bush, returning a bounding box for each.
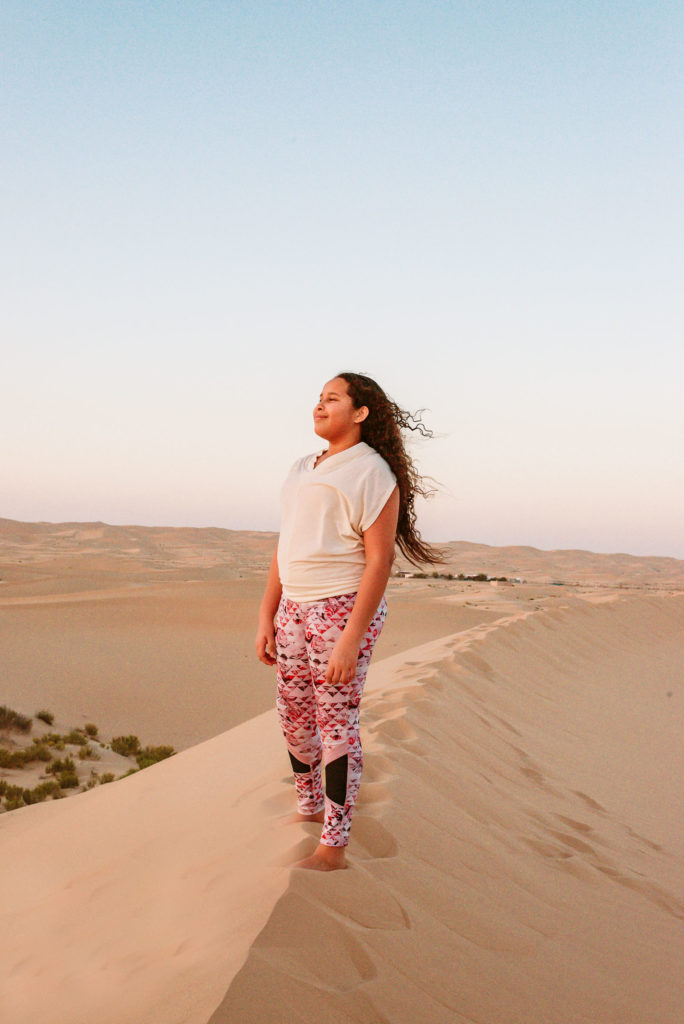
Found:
[46,756,76,775]
[111,735,141,757]
[0,705,32,732]
[84,722,98,737]
[0,749,28,769]
[136,745,175,769]
[3,784,27,810]
[35,709,55,725]
[30,743,53,763]
[0,742,54,769]
[64,729,88,746]
[42,732,65,749]
[78,744,100,761]
[22,780,60,804]
[57,770,79,789]
[99,773,115,784]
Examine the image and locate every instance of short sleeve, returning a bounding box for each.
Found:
[358,458,398,532]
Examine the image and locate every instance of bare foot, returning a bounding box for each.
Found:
[282,809,325,825]
[294,843,348,871]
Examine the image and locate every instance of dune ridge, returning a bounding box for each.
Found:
[209,591,684,1023]
[2,591,682,1023]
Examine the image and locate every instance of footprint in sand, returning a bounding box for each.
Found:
[292,868,411,931]
[275,836,319,867]
[347,816,398,860]
[524,837,574,860]
[573,791,608,814]
[421,674,445,693]
[592,864,684,919]
[368,715,425,755]
[261,789,295,814]
[359,753,394,782]
[554,814,595,834]
[625,825,663,852]
[250,891,378,992]
[355,781,390,808]
[546,829,599,857]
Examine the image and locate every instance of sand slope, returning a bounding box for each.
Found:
[2,591,682,1024]
[208,592,684,1024]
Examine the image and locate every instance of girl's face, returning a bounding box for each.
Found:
[313,377,367,443]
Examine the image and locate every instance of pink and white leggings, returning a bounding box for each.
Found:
[275,591,387,848]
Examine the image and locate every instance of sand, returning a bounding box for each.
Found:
[1,519,683,1023]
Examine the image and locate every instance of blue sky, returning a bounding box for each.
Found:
[2,1,683,557]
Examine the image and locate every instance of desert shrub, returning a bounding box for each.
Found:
[3,784,27,810]
[22,780,61,804]
[30,742,53,763]
[136,745,175,769]
[57,770,79,789]
[0,706,32,732]
[35,709,55,725]
[120,767,139,778]
[5,796,25,810]
[64,729,88,746]
[78,744,100,761]
[99,773,115,784]
[46,756,76,775]
[0,780,7,796]
[42,733,65,749]
[2,743,52,769]
[84,722,98,737]
[0,749,22,769]
[111,735,141,757]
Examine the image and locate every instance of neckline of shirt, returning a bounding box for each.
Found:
[308,440,371,472]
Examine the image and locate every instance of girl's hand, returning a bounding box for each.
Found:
[255,622,277,666]
[325,635,360,685]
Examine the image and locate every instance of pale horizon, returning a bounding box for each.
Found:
[2,3,682,559]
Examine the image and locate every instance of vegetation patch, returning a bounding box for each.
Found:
[136,745,175,769]
[111,735,141,757]
[0,706,176,813]
[0,705,32,733]
[63,729,88,746]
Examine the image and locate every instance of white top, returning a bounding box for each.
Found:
[277,441,397,603]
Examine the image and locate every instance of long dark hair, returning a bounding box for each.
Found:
[337,371,445,567]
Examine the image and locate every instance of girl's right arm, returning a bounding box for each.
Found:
[255,544,282,666]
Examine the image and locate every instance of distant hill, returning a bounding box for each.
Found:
[1,517,683,588]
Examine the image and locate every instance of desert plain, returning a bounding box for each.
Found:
[1,517,682,1023]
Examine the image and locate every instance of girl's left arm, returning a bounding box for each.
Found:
[325,485,400,685]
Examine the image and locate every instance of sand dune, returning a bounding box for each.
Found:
[2,590,682,1024]
[3,517,683,756]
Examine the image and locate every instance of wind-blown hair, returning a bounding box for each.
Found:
[337,371,445,567]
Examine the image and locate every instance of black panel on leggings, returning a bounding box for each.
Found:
[288,751,311,774]
[325,754,348,806]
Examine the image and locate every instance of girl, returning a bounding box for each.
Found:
[255,372,442,871]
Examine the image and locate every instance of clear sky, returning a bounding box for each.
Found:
[2,1,682,557]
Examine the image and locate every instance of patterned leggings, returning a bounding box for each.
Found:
[275,591,387,847]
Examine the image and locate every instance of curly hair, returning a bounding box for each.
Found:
[336,371,445,567]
